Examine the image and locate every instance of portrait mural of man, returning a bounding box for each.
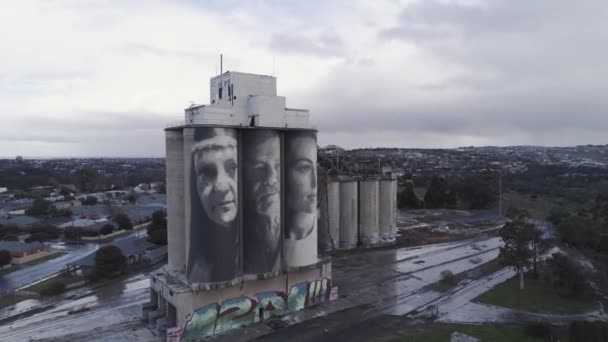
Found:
[243,130,281,275]
[187,127,241,283]
[284,131,318,267]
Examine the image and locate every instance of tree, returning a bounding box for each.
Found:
[506,206,530,219]
[549,253,589,298]
[1,234,19,241]
[557,215,597,248]
[0,225,20,240]
[99,224,114,236]
[424,176,450,208]
[93,245,126,280]
[398,181,423,209]
[64,227,83,242]
[25,198,50,216]
[499,219,535,289]
[79,167,97,192]
[452,174,498,209]
[112,213,133,230]
[0,250,12,268]
[83,196,98,206]
[156,183,166,194]
[148,228,167,245]
[147,210,167,234]
[530,225,550,277]
[25,232,51,243]
[125,191,138,204]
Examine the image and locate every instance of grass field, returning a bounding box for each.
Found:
[401,323,568,342]
[474,273,597,314]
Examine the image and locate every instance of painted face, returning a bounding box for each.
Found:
[193,134,238,227]
[287,134,317,214]
[249,132,280,218]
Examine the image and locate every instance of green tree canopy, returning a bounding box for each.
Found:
[0,250,12,268]
[424,176,450,208]
[112,213,133,231]
[499,219,536,289]
[148,228,167,245]
[25,198,51,216]
[93,245,126,280]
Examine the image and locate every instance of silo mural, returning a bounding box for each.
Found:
[186,127,241,283]
[283,131,318,267]
[243,130,281,276]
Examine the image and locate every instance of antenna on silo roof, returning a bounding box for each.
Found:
[220,53,223,74]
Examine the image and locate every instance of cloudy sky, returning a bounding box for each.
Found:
[1,0,607,157]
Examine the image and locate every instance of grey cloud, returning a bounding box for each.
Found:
[299,0,608,147]
[268,31,346,58]
[121,44,216,61]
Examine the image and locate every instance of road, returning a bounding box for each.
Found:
[0,229,147,293]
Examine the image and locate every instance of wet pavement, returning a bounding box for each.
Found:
[0,235,503,342]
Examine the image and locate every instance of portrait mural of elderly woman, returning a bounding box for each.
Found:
[187,127,241,283]
[283,131,318,267]
[243,130,281,276]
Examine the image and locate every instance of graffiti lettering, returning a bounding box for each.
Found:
[178,279,332,341]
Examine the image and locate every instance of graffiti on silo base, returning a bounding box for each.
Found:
[243,130,281,275]
[168,279,333,341]
[187,127,241,283]
[284,131,318,267]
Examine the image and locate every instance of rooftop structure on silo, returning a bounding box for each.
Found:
[176,71,313,129]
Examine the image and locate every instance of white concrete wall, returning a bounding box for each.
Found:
[248,95,286,126]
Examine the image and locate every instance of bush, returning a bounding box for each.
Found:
[112,213,133,231]
[25,198,50,216]
[39,278,66,296]
[92,245,126,281]
[524,322,552,339]
[25,232,51,243]
[147,210,167,234]
[440,270,456,286]
[148,228,167,245]
[1,234,19,241]
[99,224,114,236]
[0,250,12,268]
[570,321,608,342]
[83,196,98,206]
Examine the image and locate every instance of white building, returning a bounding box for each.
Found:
[172,71,313,129]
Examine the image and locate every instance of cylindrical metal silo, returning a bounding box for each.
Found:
[339,180,358,249]
[359,179,379,246]
[379,179,396,243]
[182,128,195,271]
[166,130,186,271]
[390,179,397,241]
[317,172,331,254]
[242,130,281,276]
[185,127,241,283]
[327,180,340,250]
[283,131,318,268]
